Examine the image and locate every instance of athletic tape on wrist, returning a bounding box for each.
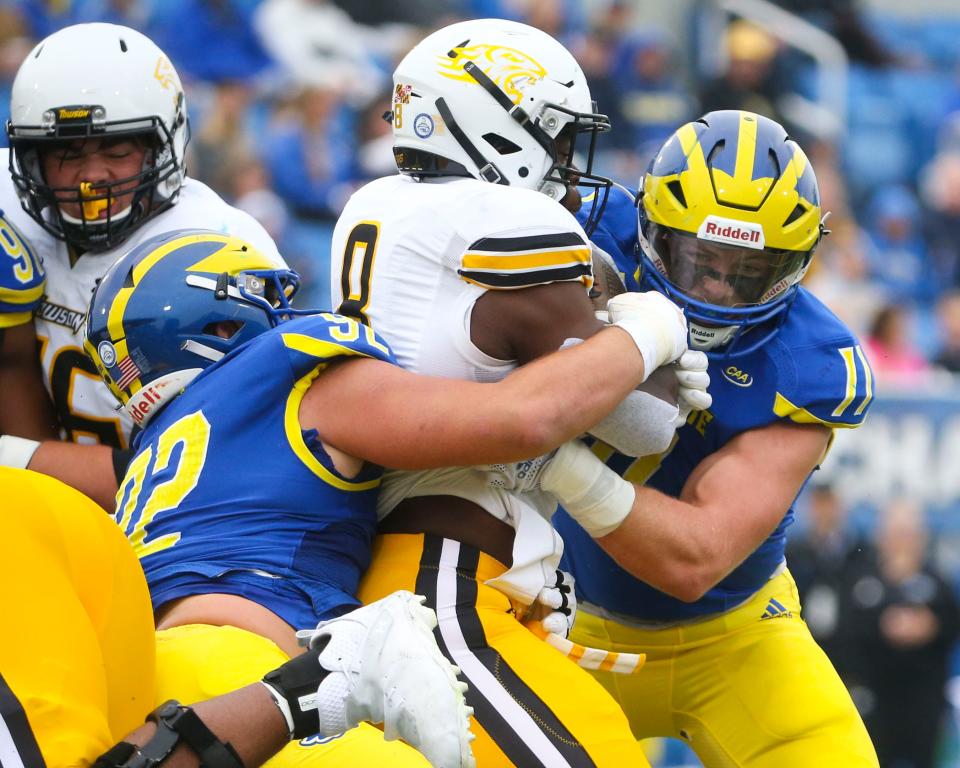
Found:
[541,441,635,537]
[0,435,41,469]
[610,320,658,380]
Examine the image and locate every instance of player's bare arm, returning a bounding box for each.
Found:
[26,441,120,511]
[0,322,121,510]
[470,280,603,363]
[118,685,288,768]
[0,322,59,440]
[303,316,678,471]
[547,420,831,602]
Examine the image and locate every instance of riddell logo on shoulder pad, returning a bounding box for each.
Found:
[698,216,764,250]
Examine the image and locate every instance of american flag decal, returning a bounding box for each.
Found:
[115,355,142,390]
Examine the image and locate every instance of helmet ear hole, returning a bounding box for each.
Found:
[482,133,522,155]
[202,320,243,340]
[666,179,687,208]
[783,203,807,226]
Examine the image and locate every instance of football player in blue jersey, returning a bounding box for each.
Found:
[84,229,688,768]
[541,110,880,767]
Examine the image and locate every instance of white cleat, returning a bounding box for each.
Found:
[309,590,476,768]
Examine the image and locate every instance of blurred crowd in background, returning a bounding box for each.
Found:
[2,0,960,381]
[4,0,960,765]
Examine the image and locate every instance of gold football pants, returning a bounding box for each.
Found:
[571,569,879,768]
[358,533,650,767]
[0,468,156,767]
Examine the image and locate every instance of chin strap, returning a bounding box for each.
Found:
[92,701,244,768]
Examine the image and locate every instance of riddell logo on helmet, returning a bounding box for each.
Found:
[698,216,764,250]
[129,382,166,424]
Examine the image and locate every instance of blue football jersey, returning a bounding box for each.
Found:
[579,184,640,291]
[0,211,44,327]
[114,312,396,629]
[561,202,875,621]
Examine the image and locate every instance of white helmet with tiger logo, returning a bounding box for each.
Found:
[7,23,188,252]
[390,18,611,227]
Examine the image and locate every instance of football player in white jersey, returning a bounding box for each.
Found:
[0,23,282,508]
[330,19,696,767]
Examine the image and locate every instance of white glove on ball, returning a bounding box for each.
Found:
[607,292,688,379]
[673,350,712,428]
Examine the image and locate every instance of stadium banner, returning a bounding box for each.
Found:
[816,386,960,524]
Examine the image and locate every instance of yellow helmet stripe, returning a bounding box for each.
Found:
[732,111,758,191]
[186,237,278,274]
[106,232,219,343]
[105,232,223,398]
[677,123,707,178]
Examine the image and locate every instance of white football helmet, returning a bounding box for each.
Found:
[6,23,189,252]
[390,19,611,228]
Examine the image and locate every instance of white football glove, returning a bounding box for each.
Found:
[289,591,476,768]
[673,350,712,428]
[607,292,688,379]
[526,569,577,639]
[482,453,554,493]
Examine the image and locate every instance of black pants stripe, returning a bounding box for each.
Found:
[0,672,46,768]
[416,535,596,768]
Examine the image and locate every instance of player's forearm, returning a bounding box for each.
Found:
[0,325,60,440]
[121,684,288,767]
[596,487,747,602]
[315,327,648,471]
[0,383,59,439]
[28,441,119,512]
[542,443,770,602]
[491,325,647,454]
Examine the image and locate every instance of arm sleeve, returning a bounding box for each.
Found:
[587,388,679,457]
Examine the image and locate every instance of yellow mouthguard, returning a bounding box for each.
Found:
[79,181,111,220]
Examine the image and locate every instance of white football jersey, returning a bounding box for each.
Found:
[330,173,593,605]
[0,149,282,446]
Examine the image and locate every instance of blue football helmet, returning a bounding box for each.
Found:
[638,110,825,357]
[85,229,307,427]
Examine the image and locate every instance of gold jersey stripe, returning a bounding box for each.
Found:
[774,392,862,429]
[853,345,874,416]
[461,247,591,272]
[831,346,858,418]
